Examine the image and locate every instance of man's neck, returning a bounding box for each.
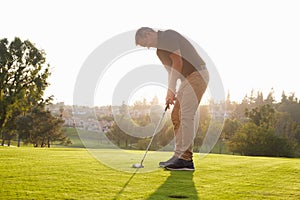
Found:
[153,31,159,48]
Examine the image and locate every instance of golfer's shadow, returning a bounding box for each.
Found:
[147,171,198,200]
[113,169,139,200]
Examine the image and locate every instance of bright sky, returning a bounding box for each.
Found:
[1,0,300,106]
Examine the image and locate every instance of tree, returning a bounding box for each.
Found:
[229,122,271,156]
[234,94,250,119]
[15,113,32,145]
[0,37,51,146]
[229,122,296,157]
[265,88,275,105]
[255,91,264,107]
[150,95,159,106]
[245,104,275,127]
[16,107,70,147]
[119,101,128,116]
[222,118,241,140]
[281,91,288,103]
[0,37,70,147]
[106,121,138,149]
[277,93,300,124]
[229,104,298,157]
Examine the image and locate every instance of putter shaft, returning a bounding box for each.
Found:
[139,105,168,166]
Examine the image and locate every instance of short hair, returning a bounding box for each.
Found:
[135,27,155,45]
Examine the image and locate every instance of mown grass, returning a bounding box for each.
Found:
[0,147,300,199]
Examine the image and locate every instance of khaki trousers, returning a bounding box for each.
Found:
[171,70,209,160]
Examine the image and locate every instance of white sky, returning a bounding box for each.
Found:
[1,0,300,106]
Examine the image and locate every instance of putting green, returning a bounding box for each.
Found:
[87,149,173,173]
[1,147,300,199]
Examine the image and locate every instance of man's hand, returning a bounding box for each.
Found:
[165,89,176,109]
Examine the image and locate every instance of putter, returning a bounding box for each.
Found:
[132,105,168,168]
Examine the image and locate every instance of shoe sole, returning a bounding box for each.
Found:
[165,167,195,171]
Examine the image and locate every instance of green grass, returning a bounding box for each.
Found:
[1,147,300,199]
[58,127,109,148]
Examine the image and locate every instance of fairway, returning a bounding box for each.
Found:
[1,147,300,199]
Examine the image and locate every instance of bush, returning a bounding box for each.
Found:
[229,122,297,157]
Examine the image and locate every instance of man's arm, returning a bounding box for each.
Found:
[166,49,183,107]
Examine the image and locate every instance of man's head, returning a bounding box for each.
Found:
[135,27,158,48]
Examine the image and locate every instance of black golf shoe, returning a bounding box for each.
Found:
[165,158,195,171]
[159,156,178,168]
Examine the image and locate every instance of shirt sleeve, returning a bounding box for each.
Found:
[165,31,180,92]
[157,30,181,93]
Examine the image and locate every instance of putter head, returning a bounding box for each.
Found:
[132,163,144,168]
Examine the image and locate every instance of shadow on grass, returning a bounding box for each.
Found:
[113,168,139,200]
[147,171,198,200]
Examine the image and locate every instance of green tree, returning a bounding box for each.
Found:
[229,122,296,157]
[245,104,275,127]
[0,37,51,146]
[106,121,138,149]
[264,88,275,105]
[15,113,32,145]
[19,107,69,147]
[222,118,242,140]
[229,122,271,156]
[234,94,250,119]
[229,104,298,157]
[255,91,264,107]
[277,92,300,123]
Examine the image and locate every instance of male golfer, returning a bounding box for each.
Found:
[135,27,209,171]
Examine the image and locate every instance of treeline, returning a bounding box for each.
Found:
[0,37,69,147]
[107,90,300,157]
[105,99,174,150]
[224,91,300,157]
